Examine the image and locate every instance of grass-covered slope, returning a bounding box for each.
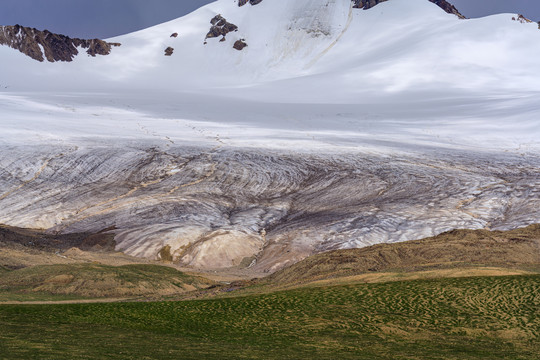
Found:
[0,264,214,301]
[0,275,539,359]
[264,225,540,287]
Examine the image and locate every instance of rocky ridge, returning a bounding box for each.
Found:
[0,24,120,62]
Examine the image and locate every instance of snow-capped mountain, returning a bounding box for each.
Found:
[1,0,539,272]
[1,0,539,93]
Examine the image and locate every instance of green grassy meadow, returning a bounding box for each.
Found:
[1,275,538,359]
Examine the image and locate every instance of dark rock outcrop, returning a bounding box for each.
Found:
[512,14,533,24]
[205,15,239,40]
[238,0,263,6]
[352,0,465,19]
[165,47,174,56]
[511,15,540,29]
[430,0,465,18]
[0,24,121,62]
[233,39,248,50]
[170,32,178,38]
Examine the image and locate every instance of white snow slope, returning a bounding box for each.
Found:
[1,0,540,271]
[0,0,539,151]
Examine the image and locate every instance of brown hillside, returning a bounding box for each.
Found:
[265,225,540,286]
[0,263,215,299]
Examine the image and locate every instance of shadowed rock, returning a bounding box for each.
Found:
[206,15,239,40]
[238,0,263,6]
[233,39,248,50]
[165,47,174,56]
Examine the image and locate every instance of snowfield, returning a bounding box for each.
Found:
[1,0,540,151]
[1,0,539,272]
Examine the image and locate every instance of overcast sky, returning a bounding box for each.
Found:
[0,0,539,39]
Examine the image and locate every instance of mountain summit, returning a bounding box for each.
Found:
[238,0,465,18]
[1,0,538,94]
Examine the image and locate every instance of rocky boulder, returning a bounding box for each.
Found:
[165,47,174,56]
[233,39,248,50]
[205,15,239,40]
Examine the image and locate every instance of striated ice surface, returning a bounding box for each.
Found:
[1,142,538,272]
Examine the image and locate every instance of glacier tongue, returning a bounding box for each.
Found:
[1,144,539,272]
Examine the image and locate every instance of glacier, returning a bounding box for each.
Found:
[0,0,539,272]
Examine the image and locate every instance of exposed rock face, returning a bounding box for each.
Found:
[430,0,465,18]
[0,24,120,62]
[233,39,248,50]
[170,32,178,38]
[352,0,465,18]
[205,15,239,40]
[164,47,174,56]
[238,0,263,6]
[512,14,533,24]
[510,15,540,29]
